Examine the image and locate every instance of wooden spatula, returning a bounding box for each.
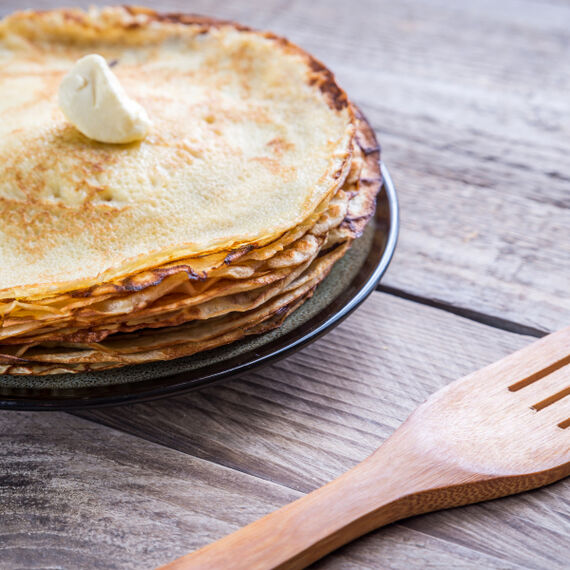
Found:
[159,327,570,570]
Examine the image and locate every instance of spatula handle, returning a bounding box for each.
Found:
[157,437,445,570]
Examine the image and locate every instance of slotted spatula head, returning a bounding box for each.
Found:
[395,326,570,486]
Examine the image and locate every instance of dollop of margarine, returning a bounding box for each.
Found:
[58,54,151,144]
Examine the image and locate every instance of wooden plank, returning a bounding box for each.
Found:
[77,291,570,569]
[1,399,553,570]
[0,411,301,569]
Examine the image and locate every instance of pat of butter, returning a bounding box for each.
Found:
[58,54,151,144]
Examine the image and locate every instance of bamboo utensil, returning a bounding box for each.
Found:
[159,327,570,570]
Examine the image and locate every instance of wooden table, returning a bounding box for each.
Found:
[1,1,569,568]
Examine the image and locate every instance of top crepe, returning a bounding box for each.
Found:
[0,6,354,299]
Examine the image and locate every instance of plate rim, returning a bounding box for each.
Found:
[0,163,399,411]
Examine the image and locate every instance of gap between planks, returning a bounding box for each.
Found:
[376,284,548,338]
[71,290,541,490]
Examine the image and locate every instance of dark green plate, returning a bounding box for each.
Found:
[0,164,398,410]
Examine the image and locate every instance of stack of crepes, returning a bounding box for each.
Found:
[0,7,381,375]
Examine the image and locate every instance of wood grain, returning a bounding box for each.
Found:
[0,411,301,569]
[3,416,543,570]
[77,292,570,569]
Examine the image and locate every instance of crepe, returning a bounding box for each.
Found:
[0,7,382,375]
[0,6,354,299]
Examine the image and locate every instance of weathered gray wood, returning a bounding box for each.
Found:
[2,0,566,332]
[0,411,302,569]
[1,414,534,570]
[2,292,567,569]
[77,292,570,569]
